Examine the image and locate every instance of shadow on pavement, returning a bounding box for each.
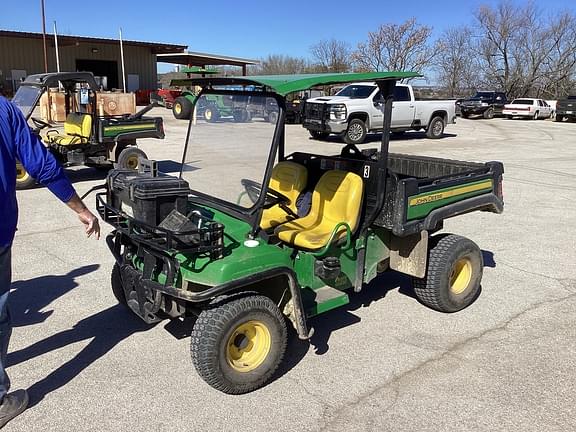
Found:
[7,304,151,408]
[482,250,496,268]
[10,264,100,327]
[305,271,412,356]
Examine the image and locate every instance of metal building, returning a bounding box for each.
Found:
[0,30,186,95]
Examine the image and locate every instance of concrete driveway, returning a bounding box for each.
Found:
[7,112,576,431]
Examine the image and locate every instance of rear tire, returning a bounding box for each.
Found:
[461,112,469,119]
[308,130,329,140]
[117,147,147,170]
[533,111,539,120]
[111,263,128,306]
[172,97,192,120]
[344,118,367,144]
[483,108,494,119]
[412,234,483,313]
[191,294,287,394]
[426,116,445,139]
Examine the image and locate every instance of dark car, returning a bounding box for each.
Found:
[460,91,507,119]
[555,95,576,122]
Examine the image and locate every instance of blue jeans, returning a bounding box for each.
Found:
[0,246,12,401]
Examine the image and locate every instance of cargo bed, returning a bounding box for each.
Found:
[288,151,504,237]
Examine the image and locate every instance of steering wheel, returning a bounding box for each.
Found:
[240,179,292,211]
[31,117,52,130]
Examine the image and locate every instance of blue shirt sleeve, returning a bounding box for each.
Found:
[8,100,76,203]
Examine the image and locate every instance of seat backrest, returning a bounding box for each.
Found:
[64,113,92,138]
[310,170,364,231]
[269,161,308,210]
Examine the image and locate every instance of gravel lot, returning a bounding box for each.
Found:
[7,110,576,431]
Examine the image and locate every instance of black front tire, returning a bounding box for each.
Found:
[426,116,445,139]
[461,112,469,119]
[483,108,494,119]
[172,97,192,119]
[308,130,330,140]
[191,294,288,394]
[117,147,148,170]
[204,104,220,123]
[413,234,483,313]
[111,263,128,306]
[344,118,367,144]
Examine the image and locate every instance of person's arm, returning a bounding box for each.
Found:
[8,100,100,239]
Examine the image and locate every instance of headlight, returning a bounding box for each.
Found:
[329,104,347,120]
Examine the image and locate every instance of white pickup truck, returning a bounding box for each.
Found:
[301,83,456,144]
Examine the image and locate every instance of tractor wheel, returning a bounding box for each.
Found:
[191,294,288,394]
[426,116,445,139]
[117,147,147,171]
[483,108,494,119]
[344,118,367,144]
[172,97,192,120]
[308,130,329,140]
[412,234,483,313]
[15,162,36,190]
[204,105,220,123]
[111,263,127,306]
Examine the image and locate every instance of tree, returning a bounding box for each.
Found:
[252,55,310,75]
[352,18,436,76]
[434,27,479,97]
[474,1,576,98]
[309,39,352,72]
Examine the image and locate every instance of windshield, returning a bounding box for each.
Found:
[336,84,376,99]
[181,92,279,209]
[510,99,534,105]
[11,85,43,118]
[471,92,495,100]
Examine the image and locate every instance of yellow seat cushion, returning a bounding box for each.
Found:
[275,170,364,250]
[48,113,92,145]
[260,162,308,230]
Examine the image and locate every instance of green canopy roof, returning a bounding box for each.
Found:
[171,71,420,96]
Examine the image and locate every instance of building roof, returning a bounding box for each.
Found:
[0,29,186,54]
[157,51,259,67]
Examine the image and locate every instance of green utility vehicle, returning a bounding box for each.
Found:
[13,72,164,189]
[97,72,504,394]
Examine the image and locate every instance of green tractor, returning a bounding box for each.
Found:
[13,72,164,189]
[97,72,504,394]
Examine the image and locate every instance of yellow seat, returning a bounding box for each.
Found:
[260,162,308,230]
[48,113,92,145]
[275,170,363,250]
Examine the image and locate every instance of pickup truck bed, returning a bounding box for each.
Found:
[287,151,504,237]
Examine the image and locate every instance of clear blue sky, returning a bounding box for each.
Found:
[2,0,575,74]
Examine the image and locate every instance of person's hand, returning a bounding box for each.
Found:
[77,208,101,239]
[65,193,101,240]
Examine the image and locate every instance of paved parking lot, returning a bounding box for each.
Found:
[7,111,576,431]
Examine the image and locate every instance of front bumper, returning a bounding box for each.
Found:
[460,105,489,114]
[302,119,347,134]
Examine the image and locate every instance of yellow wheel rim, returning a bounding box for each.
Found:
[16,163,30,183]
[450,257,473,295]
[126,156,139,170]
[226,320,271,373]
[205,109,212,120]
[174,103,182,114]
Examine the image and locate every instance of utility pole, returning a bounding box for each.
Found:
[41,0,48,72]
